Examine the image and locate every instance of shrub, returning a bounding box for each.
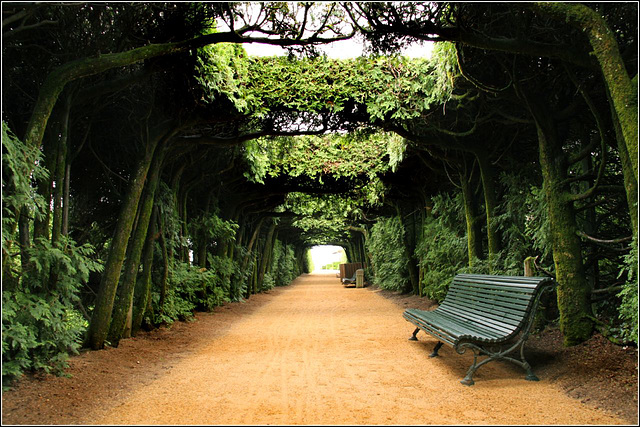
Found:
[368,215,409,292]
[617,238,638,345]
[2,237,102,388]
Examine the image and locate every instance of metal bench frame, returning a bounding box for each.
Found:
[404,273,556,386]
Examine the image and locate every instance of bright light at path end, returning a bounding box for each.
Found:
[310,245,345,272]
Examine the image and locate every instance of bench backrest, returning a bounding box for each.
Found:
[438,274,555,340]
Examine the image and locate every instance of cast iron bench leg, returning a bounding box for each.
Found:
[460,349,479,386]
[429,341,443,358]
[408,327,420,341]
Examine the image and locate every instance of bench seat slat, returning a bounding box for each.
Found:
[439,303,522,330]
[405,308,507,342]
[405,308,504,340]
[430,310,507,341]
[436,306,517,337]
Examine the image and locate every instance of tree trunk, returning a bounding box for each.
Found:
[606,86,638,237]
[475,150,501,259]
[460,168,484,266]
[107,145,166,346]
[529,95,593,346]
[158,211,169,312]
[258,221,277,285]
[131,205,159,336]
[85,124,174,350]
[533,2,637,179]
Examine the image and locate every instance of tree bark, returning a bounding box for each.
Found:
[131,205,159,336]
[258,221,277,285]
[460,167,484,266]
[85,124,175,350]
[107,144,166,346]
[475,149,501,260]
[528,94,593,346]
[532,2,638,179]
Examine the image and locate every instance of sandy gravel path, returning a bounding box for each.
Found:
[86,273,623,425]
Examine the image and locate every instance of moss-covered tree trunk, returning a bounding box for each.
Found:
[533,2,638,180]
[475,150,501,260]
[157,207,170,311]
[242,217,265,273]
[529,95,593,346]
[460,168,484,266]
[197,190,216,268]
[258,221,277,285]
[131,205,158,336]
[85,124,175,350]
[605,86,638,237]
[107,145,166,346]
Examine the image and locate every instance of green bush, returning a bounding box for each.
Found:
[617,238,638,345]
[152,259,231,325]
[368,215,409,291]
[303,248,314,273]
[415,193,466,301]
[269,240,299,286]
[2,237,102,389]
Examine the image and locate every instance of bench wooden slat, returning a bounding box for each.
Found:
[442,292,531,323]
[446,289,531,314]
[455,274,544,287]
[405,308,506,342]
[437,306,518,337]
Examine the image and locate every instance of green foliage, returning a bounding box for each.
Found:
[415,193,467,301]
[2,237,102,388]
[244,131,406,184]
[368,215,409,291]
[269,239,300,287]
[617,237,638,344]
[282,193,357,245]
[321,261,340,270]
[152,259,231,325]
[191,211,239,245]
[194,41,253,112]
[303,248,314,273]
[523,184,554,267]
[2,122,49,263]
[242,55,455,120]
[195,48,457,122]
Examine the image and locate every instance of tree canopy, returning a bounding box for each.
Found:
[2,1,637,387]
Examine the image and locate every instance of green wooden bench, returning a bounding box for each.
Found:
[342,271,357,285]
[403,273,556,386]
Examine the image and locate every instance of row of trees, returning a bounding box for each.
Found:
[2,2,637,388]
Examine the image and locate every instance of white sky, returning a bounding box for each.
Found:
[309,245,345,272]
[243,37,434,59]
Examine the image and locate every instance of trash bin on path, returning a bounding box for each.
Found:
[356,269,364,288]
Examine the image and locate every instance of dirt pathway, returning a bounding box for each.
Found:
[54,272,621,425]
